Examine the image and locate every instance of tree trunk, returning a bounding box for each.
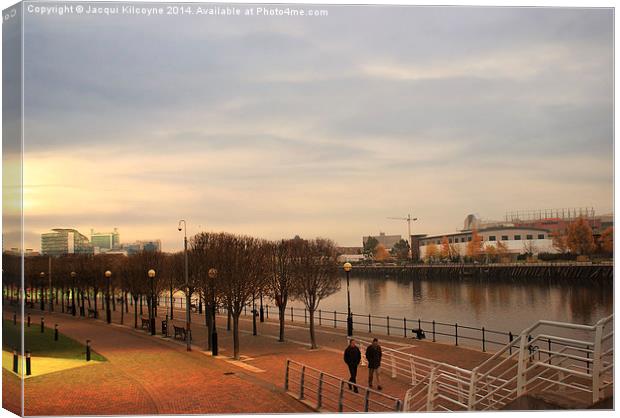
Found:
[133,296,139,328]
[112,287,116,311]
[278,304,286,342]
[120,290,125,325]
[233,313,241,360]
[125,292,129,312]
[140,295,143,315]
[94,289,98,317]
[309,308,317,349]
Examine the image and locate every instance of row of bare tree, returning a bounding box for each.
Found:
[2,233,341,358]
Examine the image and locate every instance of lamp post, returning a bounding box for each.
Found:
[70,272,77,316]
[104,271,112,324]
[343,262,353,336]
[178,220,191,351]
[208,268,218,356]
[148,269,156,336]
[39,272,45,311]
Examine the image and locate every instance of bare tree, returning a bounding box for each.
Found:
[266,238,299,342]
[293,238,340,349]
[217,233,269,359]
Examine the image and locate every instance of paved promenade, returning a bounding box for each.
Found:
[6,301,500,414]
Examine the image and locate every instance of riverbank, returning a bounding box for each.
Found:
[352,262,613,281]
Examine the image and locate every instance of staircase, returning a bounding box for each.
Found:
[400,315,613,411]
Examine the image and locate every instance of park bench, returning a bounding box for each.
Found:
[141,317,150,331]
[87,309,96,318]
[411,327,426,340]
[173,325,191,341]
[190,303,198,313]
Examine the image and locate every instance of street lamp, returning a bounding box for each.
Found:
[148,269,156,336]
[39,272,45,311]
[208,268,218,355]
[178,220,191,351]
[70,272,77,316]
[343,262,353,336]
[104,271,112,324]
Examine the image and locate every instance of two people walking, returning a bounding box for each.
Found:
[343,338,382,392]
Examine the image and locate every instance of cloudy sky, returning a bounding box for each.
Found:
[15,4,614,251]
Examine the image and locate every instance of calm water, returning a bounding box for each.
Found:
[289,275,613,336]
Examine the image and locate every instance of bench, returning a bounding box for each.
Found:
[173,325,192,341]
[141,317,150,331]
[412,328,426,340]
[87,309,96,318]
[190,304,198,313]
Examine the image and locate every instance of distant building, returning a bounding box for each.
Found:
[122,239,162,255]
[418,226,554,259]
[90,228,120,251]
[362,232,402,249]
[41,228,93,256]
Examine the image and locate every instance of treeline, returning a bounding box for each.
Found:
[2,233,342,359]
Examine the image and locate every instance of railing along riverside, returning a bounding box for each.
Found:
[402,315,614,411]
[157,296,517,353]
[284,359,402,412]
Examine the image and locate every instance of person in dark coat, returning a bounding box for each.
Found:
[365,338,382,390]
[343,339,361,392]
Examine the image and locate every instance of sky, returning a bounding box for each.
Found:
[9,4,614,251]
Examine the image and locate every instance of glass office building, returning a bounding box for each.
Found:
[41,228,93,256]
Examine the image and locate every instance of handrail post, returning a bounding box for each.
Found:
[338,380,345,412]
[284,360,290,391]
[391,351,397,378]
[395,399,402,412]
[591,322,603,403]
[516,334,529,396]
[467,367,478,411]
[426,367,437,411]
[299,365,306,399]
[317,372,324,409]
[363,388,370,412]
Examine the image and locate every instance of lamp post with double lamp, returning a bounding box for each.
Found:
[208,268,218,355]
[39,272,45,311]
[178,220,191,351]
[148,269,156,336]
[70,272,77,316]
[104,271,112,324]
[343,262,353,336]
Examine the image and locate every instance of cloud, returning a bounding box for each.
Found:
[17,6,613,250]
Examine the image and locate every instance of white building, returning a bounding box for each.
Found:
[418,226,555,259]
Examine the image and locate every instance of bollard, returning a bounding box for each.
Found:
[85,340,91,361]
[403,317,407,338]
[54,324,59,341]
[25,351,31,376]
[482,327,486,352]
[13,312,17,325]
[40,317,45,333]
[387,316,390,336]
[12,349,18,373]
[27,314,31,327]
[432,320,436,342]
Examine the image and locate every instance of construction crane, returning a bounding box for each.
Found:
[387,214,418,260]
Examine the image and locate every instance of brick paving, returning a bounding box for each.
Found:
[6,301,502,415]
[6,308,310,415]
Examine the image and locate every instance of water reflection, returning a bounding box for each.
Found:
[295,275,613,334]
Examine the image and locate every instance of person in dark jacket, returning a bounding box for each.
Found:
[365,338,382,390]
[343,339,361,392]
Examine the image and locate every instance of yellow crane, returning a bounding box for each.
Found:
[387,214,418,260]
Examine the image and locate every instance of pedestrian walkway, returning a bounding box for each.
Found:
[9,298,503,415]
[6,309,311,415]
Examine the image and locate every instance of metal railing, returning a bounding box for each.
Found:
[402,315,614,411]
[284,359,402,412]
[156,296,516,352]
